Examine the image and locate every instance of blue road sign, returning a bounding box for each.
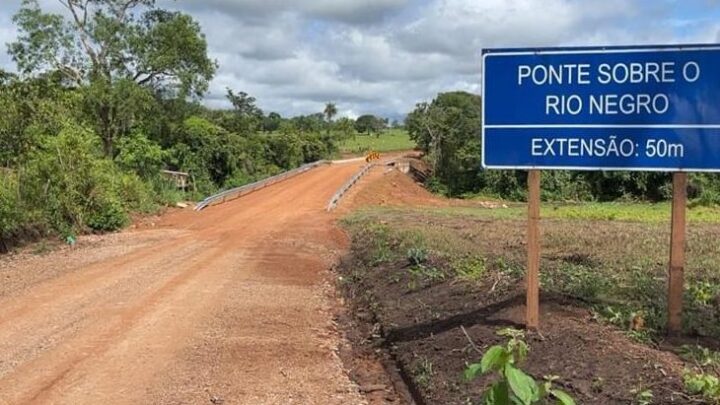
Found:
[482,44,720,171]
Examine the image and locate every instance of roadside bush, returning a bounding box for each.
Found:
[0,173,23,240]
[690,174,720,206]
[24,124,132,234]
[116,132,167,179]
[115,172,155,213]
[86,193,128,231]
[148,175,184,206]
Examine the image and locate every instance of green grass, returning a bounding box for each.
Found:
[364,201,720,224]
[338,129,416,155]
[341,202,720,339]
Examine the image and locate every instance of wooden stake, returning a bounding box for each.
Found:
[668,172,687,335]
[526,170,541,330]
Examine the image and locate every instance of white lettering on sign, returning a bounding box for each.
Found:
[515,59,701,117]
[517,64,591,85]
[530,136,686,159]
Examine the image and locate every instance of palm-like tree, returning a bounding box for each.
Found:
[324,102,338,123]
[323,102,338,135]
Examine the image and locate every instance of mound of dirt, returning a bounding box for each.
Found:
[339,158,503,212]
[351,168,448,208]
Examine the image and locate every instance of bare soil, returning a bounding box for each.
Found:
[335,163,707,405]
[0,162,372,405]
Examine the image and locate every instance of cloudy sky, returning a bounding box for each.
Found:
[2,0,720,119]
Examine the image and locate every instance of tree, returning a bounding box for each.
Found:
[226,89,263,133]
[323,102,337,134]
[335,117,356,141]
[354,114,386,135]
[8,0,216,156]
[406,91,481,195]
[262,112,283,133]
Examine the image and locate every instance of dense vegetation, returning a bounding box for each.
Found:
[0,0,394,249]
[406,91,720,202]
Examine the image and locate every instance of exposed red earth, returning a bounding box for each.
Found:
[0,162,371,404]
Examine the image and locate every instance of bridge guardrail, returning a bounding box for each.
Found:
[326,163,374,212]
[195,160,331,211]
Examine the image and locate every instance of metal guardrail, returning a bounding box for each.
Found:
[326,163,375,212]
[194,160,331,211]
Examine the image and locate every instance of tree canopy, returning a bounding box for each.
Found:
[9,0,216,155]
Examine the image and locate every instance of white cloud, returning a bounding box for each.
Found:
[2,0,720,119]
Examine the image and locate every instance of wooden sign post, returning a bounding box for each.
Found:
[667,172,687,335]
[483,44,718,334]
[526,170,541,330]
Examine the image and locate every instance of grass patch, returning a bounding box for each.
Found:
[361,201,720,224]
[338,129,416,155]
[341,202,720,339]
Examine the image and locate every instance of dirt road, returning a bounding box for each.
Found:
[0,162,368,404]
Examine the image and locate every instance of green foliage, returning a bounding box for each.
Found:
[406,261,445,291]
[465,328,575,405]
[23,123,132,233]
[680,345,720,370]
[631,388,654,405]
[541,263,610,302]
[408,90,720,202]
[684,371,720,403]
[407,246,429,266]
[0,71,83,165]
[452,255,487,281]
[355,114,387,135]
[10,0,216,155]
[681,343,720,403]
[116,132,167,178]
[0,173,25,240]
[406,91,482,196]
[86,193,128,232]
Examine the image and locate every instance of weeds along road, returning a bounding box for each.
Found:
[0,162,368,405]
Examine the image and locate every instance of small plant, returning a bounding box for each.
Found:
[630,388,653,405]
[407,265,445,290]
[453,255,487,281]
[495,257,525,279]
[687,281,720,307]
[414,356,434,388]
[684,370,720,402]
[680,345,720,370]
[465,328,575,405]
[542,263,610,302]
[681,345,720,403]
[407,246,429,266]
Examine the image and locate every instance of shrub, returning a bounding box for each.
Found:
[24,123,135,234]
[115,132,167,178]
[86,194,128,231]
[0,173,23,239]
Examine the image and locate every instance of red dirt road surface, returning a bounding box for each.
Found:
[0,162,369,405]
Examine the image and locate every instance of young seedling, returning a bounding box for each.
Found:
[464,328,575,405]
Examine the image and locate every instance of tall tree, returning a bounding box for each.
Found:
[226,89,263,133]
[355,114,385,135]
[406,91,481,195]
[323,102,337,134]
[8,0,216,155]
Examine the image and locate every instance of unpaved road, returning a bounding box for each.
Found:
[0,162,368,405]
